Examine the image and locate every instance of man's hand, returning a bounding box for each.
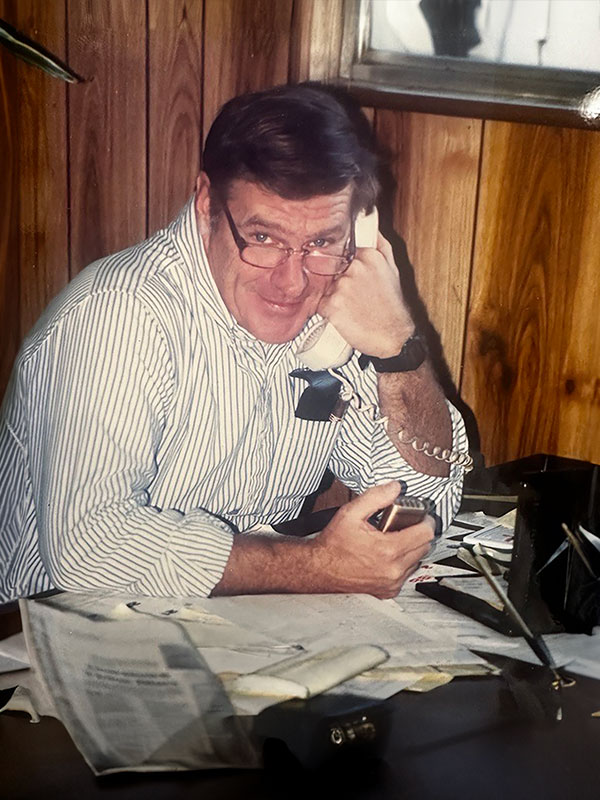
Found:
[212,481,434,598]
[309,481,435,598]
[317,233,414,358]
[319,231,454,477]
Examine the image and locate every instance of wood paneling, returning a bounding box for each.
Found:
[462,121,600,464]
[3,0,600,472]
[0,1,20,397]
[289,0,345,82]
[148,0,203,232]
[202,0,294,139]
[0,0,68,398]
[374,110,482,386]
[14,0,69,339]
[67,0,146,273]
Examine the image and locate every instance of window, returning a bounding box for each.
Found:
[340,0,600,127]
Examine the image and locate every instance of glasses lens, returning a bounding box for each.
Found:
[241,246,287,269]
[304,254,349,276]
[241,246,350,275]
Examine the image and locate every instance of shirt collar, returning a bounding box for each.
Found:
[169,197,237,333]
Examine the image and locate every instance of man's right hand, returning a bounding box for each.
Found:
[212,481,434,598]
[309,481,435,598]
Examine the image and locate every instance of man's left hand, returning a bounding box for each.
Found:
[317,232,414,357]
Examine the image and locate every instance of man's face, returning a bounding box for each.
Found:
[196,178,354,343]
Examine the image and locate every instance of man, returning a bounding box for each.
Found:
[0,84,469,604]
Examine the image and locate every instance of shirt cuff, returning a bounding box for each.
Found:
[128,510,236,597]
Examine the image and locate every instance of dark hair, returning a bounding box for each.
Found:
[202,83,380,215]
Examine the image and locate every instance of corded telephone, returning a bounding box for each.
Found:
[293,206,473,472]
[295,208,379,370]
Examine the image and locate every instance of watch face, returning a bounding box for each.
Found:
[402,335,427,370]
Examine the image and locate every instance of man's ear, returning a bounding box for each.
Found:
[195,172,212,236]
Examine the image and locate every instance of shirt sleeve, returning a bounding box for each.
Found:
[327,358,468,531]
[22,290,234,597]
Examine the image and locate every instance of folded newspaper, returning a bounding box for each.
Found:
[19,593,260,775]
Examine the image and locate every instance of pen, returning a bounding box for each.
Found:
[561,523,597,579]
[469,544,562,684]
[461,493,519,504]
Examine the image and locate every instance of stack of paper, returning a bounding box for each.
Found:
[459,511,515,572]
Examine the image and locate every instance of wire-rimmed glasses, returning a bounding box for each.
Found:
[220,201,356,277]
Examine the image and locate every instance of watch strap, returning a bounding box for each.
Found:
[361,333,427,373]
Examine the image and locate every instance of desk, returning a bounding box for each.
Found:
[2,665,599,799]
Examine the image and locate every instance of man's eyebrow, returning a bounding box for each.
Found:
[243,215,288,235]
[309,223,348,240]
[242,215,347,240]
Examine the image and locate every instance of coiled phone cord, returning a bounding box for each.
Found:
[328,368,473,472]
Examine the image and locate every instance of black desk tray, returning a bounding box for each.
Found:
[422,454,600,636]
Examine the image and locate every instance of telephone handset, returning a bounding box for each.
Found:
[295,207,474,471]
[296,208,379,371]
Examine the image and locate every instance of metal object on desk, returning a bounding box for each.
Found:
[254,693,391,770]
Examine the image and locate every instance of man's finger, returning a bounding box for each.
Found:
[344,481,402,521]
[386,521,435,554]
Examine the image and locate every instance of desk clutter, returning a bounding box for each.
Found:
[419,454,600,637]
[1,455,599,774]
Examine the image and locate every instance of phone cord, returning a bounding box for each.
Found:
[328,369,473,472]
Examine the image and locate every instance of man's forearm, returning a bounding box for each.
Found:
[376,361,452,477]
[211,483,435,598]
[211,534,319,595]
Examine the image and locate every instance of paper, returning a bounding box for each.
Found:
[394,592,496,638]
[460,627,600,680]
[109,597,285,650]
[195,593,442,652]
[21,594,260,775]
[459,544,511,569]
[462,523,514,551]
[422,535,464,564]
[403,563,476,586]
[0,685,41,722]
[453,511,499,528]
[328,652,496,699]
[231,644,388,699]
[0,632,29,673]
[439,576,508,611]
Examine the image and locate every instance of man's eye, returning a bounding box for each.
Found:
[252,232,272,245]
[309,238,329,249]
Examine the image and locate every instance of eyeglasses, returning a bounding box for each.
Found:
[220,201,356,277]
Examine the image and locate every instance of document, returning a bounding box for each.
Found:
[0,632,29,674]
[403,563,476,586]
[193,593,443,653]
[460,627,600,680]
[439,575,508,611]
[20,594,260,775]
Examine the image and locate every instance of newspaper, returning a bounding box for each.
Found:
[20,594,260,775]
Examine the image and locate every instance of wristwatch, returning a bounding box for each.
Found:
[362,332,427,373]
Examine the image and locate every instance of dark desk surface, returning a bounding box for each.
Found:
[2,663,600,800]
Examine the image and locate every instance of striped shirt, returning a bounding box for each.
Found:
[0,199,467,603]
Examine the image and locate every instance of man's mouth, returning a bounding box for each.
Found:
[258,295,303,314]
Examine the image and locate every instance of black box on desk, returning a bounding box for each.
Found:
[417,454,600,636]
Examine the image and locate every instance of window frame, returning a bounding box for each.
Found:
[338,0,600,129]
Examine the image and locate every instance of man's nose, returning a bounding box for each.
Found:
[269,253,309,297]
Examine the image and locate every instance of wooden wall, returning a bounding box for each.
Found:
[2,0,600,471]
